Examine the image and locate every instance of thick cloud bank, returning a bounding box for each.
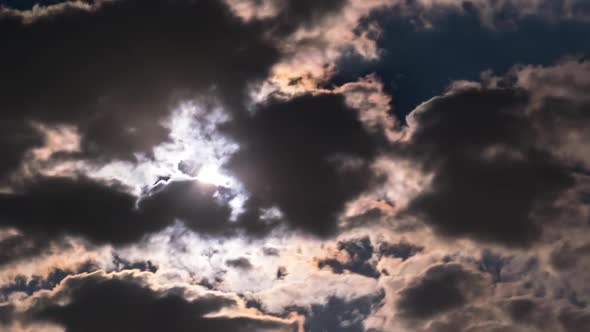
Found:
[0,1,589,332]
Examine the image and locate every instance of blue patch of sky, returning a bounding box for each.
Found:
[0,0,94,10]
[330,9,590,121]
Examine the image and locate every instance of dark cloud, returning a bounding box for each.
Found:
[276,266,288,280]
[281,0,346,24]
[343,207,388,230]
[0,304,14,326]
[1,3,590,332]
[112,254,158,273]
[223,94,381,237]
[550,242,590,271]
[426,306,520,332]
[271,0,347,35]
[477,250,510,282]
[559,307,590,332]
[426,296,590,332]
[396,264,489,319]
[27,274,296,332]
[0,176,273,246]
[0,0,279,175]
[507,298,536,322]
[0,232,50,266]
[500,298,590,332]
[378,241,423,261]
[0,121,43,179]
[0,176,166,245]
[138,179,237,236]
[399,87,575,247]
[318,237,380,278]
[262,247,280,256]
[225,257,253,270]
[0,0,358,180]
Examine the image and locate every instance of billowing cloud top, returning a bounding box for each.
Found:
[1,1,590,331]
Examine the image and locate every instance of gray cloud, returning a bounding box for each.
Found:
[396,59,590,247]
[396,263,490,319]
[22,272,298,332]
[0,0,280,178]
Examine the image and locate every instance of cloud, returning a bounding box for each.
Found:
[225,0,347,27]
[0,122,43,180]
[1,268,84,301]
[18,271,300,332]
[507,297,537,322]
[559,306,590,332]
[497,297,590,332]
[351,4,590,120]
[138,179,236,236]
[239,0,395,101]
[253,268,380,315]
[0,0,279,176]
[111,254,158,273]
[511,60,590,169]
[318,237,380,278]
[222,93,382,237]
[0,176,170,245]
[255,0,590,101]
[0,176,275,246]
[387,0,590,28]
[394,60,590,247]
[291,292,385,332]
[378,241,424,261]
[0,304,15,327]
[0,232,50,267]
[263,0,349,35]
[1,3,590,332]
[0,0,109,22]
[334,75,399,141]
[226,257,254,270]
[396,263,491,320]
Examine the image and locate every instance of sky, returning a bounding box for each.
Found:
[0,0,590,331]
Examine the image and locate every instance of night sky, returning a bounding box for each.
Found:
[1,1,590,331]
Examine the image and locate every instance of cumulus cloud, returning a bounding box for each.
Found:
[0,176,276,246]
[0,231,50,268]
[317,237,380,279]
[1,2,590,332]
[0,0,279,178]
[7,270,301,332]
[394,59,590,247]
[222,93,383,237]
[395,263,491,319]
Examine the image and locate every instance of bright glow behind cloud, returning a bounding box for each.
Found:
[90,101,241,190]
[196,164,233,187]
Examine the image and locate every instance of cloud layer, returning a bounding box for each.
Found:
[0,1,589,332]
